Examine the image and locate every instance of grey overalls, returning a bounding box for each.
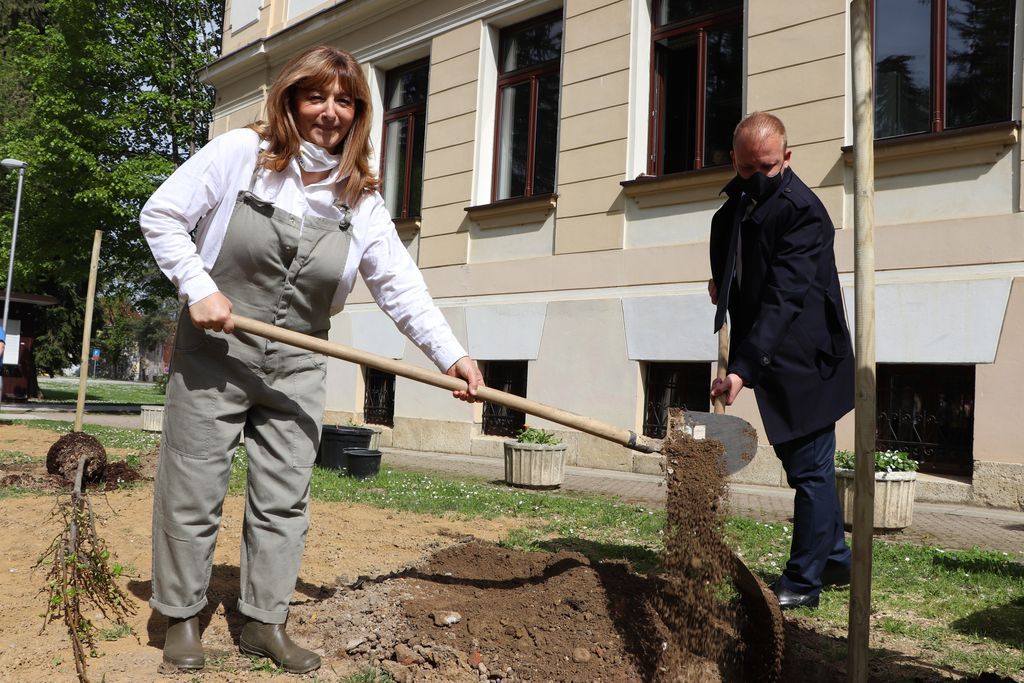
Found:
[151,166,351,624]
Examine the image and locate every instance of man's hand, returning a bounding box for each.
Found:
[710,372,745,406]
[446,356,484,403]
[708,278,718,305]
[189,292,234,333]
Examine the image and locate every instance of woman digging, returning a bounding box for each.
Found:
[140,46,483,674]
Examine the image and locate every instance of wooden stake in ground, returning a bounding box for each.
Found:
[74,230,103,433]
[849,2,877,681]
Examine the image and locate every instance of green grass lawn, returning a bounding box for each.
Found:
[33,378,164,405]
[5,419,1023,680]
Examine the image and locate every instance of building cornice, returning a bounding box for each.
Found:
[200,0,559,88]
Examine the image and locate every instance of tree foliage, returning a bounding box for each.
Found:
[0,0,222,374]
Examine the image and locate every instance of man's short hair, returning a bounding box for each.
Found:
[733,111,788,150]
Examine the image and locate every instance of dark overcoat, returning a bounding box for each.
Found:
[710,168,854,444]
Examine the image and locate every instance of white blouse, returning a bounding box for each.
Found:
[139,127,466,372]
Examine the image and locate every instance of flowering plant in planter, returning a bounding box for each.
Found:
[514,426,561,445]
[835,449,919,473]
[834,449,918,530]
[505,426,565,488]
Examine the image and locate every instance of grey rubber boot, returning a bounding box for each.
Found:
[163,616,205,670]
[239,620,321,674]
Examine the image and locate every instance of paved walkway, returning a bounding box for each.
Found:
[378,447,1024,556]
[5,407,1024,556]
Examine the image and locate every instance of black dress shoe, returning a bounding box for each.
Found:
[772,583,819,610]
[821,562,851,587]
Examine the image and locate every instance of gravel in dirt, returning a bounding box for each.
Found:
[289,539,671,682]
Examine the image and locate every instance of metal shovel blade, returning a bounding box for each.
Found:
[681,410,759,476]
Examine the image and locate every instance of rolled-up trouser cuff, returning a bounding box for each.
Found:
[237,598,288,624]
[149,595,208,619]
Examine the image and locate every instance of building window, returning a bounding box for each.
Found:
[493,12,563,201]
[874,0,1014,139]
[876,364,975,476]
[482,361,528,437]
[381,60,429,219]
[648,0,742,175]
[643,362,712,439]
[363,368,396,427]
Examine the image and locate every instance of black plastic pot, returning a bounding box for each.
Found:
[317,425,374,470]
[342,448,382,479]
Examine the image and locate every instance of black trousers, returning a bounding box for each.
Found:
[774,424,851,596]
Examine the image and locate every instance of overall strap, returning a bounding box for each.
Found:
[248,155,262,193]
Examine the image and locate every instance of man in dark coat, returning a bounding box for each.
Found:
[709,112,854,610]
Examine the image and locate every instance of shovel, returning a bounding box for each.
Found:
[230,314,783,673]
[682,324,760,476]
[230,315,662,453]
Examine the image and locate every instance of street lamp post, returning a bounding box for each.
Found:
[1,158,28,412]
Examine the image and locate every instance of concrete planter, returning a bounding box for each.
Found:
[140,405,164,432]
[504,441,567,489]
[835,469,917,531]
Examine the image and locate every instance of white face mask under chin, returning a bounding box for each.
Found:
[297,139,342,173]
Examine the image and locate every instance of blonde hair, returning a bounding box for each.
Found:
[249,46,378,208]
[733,111,788,151]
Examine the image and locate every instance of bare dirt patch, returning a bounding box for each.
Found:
[0,422,1017,682]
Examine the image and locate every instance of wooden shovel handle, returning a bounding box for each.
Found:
[714,325,729,415]
[231,314,661,453]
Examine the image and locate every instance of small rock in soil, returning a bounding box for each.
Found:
[432,611,462,627]
[394,643,423,665]
[572,647,592,663]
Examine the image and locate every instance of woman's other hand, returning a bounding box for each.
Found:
[189,292,234,333]
[446,356,484,403]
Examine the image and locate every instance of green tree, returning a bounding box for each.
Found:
[0,0,222,373]
[95,295,139,377]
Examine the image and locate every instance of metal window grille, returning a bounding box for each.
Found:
[875,363,975,476]
[643,362,712,439]
[482,361,528,437]
[363,368,395,427]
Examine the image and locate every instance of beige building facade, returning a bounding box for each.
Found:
[203,0,1024,508]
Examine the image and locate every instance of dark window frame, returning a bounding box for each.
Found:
[875,363,975,476]
[642,361,713,439]
[380,58,430,219]
[481,360,529,437]
[872,0,1015,139]
[492,10,564,201]
[647,0,742,175]
[363,367,396,427]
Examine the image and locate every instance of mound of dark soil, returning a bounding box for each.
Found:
[292,540,697,682]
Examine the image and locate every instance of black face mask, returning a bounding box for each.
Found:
[736,168,785,202]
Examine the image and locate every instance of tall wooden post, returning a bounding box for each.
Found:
[74,231,103,433]
[849,2,876,681]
